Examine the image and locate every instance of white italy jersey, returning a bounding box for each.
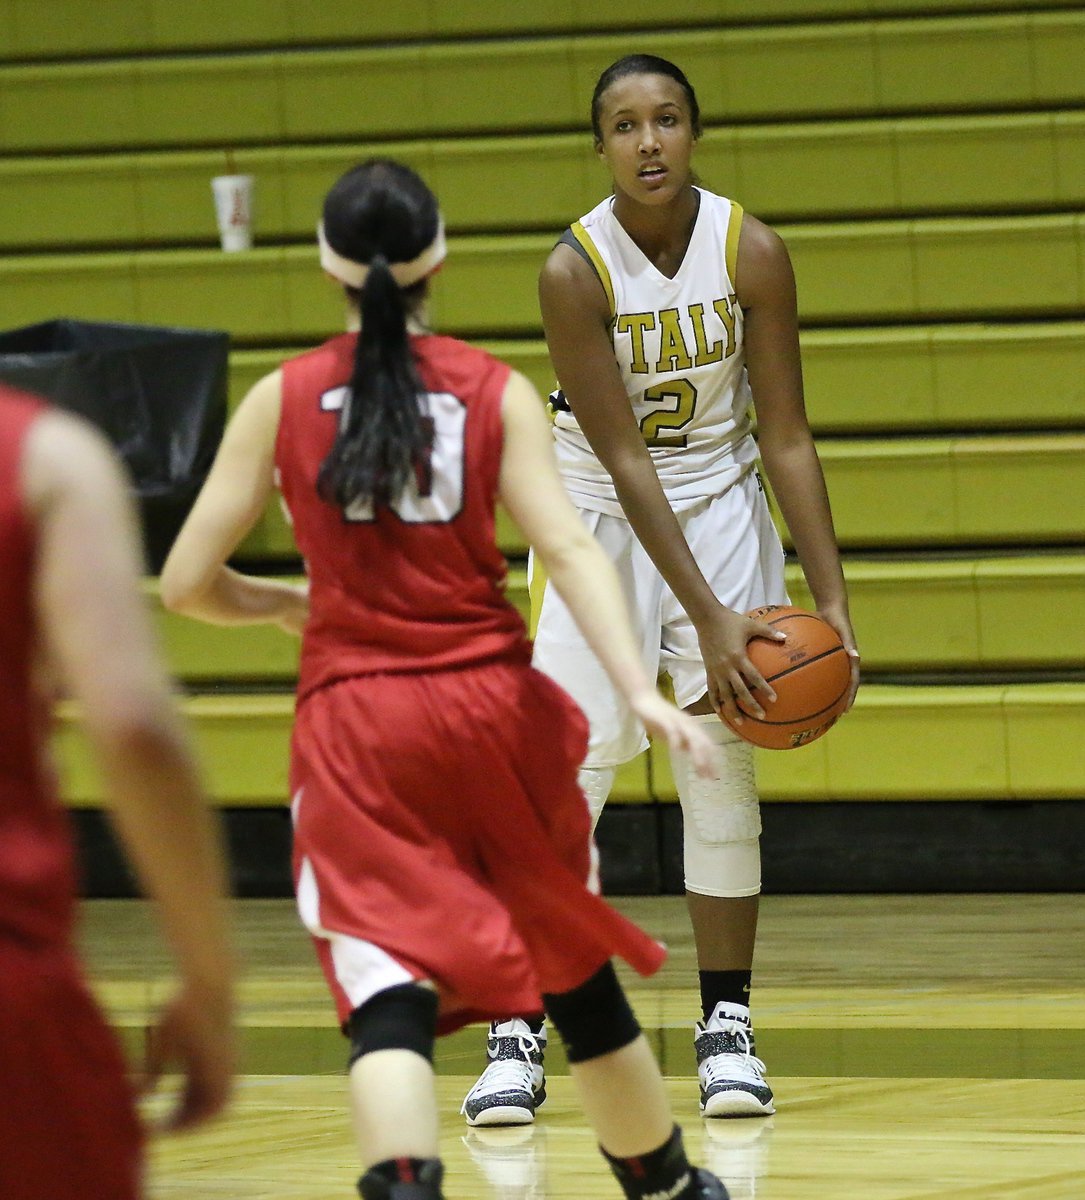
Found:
[552,187,758,516]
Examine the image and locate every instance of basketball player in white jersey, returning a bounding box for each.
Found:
[463,54,859,1128]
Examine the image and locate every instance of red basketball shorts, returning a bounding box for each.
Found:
[289,658,666,1032]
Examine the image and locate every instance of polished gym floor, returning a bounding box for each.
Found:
[82,893,1085,1198]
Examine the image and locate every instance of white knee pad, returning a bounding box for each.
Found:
[578,764,616,832]
[673,716,762,898]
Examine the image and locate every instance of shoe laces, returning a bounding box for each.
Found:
[699,1023,768,1089]
[460,1030,543,1108]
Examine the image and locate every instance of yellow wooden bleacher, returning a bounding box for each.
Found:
[3,0,1080,62]
[233,433,1085,560]
[144,555,1085,686]
[3,112,1084,252]
[228,323,1085,435]
[55,682,1085,807]
[0,3,1079,826]
[2,13,1084,153]
[1,217,1084,347]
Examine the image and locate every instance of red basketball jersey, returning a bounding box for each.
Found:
[0,386,77,949]
[277,333,532,699]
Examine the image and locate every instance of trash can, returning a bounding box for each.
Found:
[0,319,228,571]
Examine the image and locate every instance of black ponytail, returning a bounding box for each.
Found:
[316,160,439,512]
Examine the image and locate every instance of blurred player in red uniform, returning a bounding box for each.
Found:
[162,159,729,1200]
[0,384,235,1199]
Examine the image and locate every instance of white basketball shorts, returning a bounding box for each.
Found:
[531,469,788,766]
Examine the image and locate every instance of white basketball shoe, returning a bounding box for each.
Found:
[461,1019,547,1127]
[695,1002,775,1117]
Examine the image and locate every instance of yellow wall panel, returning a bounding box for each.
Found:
[974,559,1085,669]
[952,435,1085,543]
[0,157,139,248]
[824,687,1010,799]
[133,250,294,340]
[734,123,897,219]
[1030,12,1085,103]
[1004,685,1085,799]
[894,115,1058,212]
[149,0,291,48]
[4,2,150,58]
[0,252,138,328]
[722,22,879,118]
[281,48,428,140]
[1,62,140,151]
[873,17,1035,111]
[789,223,917,321]
[912,215,1082,319]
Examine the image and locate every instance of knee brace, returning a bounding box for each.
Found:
[578,764,616,831]
[673,716,761,898]
[543,961,641,1064]
[347,983,438,1067]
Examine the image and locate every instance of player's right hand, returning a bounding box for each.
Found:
[695,605,784,725]
[142,981,236,1133]
[276,580,310,637]
[629,689,719,779]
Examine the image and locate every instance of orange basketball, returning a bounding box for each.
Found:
[722,605,851,750]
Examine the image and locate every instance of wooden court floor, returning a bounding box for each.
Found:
[80,894,1085,1198]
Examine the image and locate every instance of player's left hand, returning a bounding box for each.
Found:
[141,981,236,1133]
[817,602,860,711]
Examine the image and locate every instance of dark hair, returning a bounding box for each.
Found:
[317,159,439,512]
[590,54,702,142]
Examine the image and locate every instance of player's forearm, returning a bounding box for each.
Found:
[760,440,848,610]
[163,564,304,628]
[96,709,235,998]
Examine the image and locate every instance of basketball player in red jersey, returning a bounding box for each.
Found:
[161,159,729,1200]
[0,384,235,1199]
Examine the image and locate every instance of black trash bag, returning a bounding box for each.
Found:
[0,319,228,571]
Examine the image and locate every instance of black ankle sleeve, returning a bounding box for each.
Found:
[357,1156,444,1200]
[603,1126,693,1200]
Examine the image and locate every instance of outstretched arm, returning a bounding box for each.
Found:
[25,411,235,1130]
[498,370,715,778]
[160,369,308,634]
[737,215,860,707]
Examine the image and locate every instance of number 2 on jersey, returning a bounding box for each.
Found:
[639,378,697,447]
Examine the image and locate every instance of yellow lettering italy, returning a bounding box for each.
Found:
[713,296,738,359]
[654,308,693,372]
[615,313,656,375]
[689,302,723,366]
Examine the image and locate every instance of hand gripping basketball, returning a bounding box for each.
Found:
[722,605,851,750]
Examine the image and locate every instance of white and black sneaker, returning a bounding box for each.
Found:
[695,1003,775,1118]
[461,1019,547,1127]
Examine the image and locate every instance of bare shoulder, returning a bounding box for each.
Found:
[501,367,543,410]
[500,369,549,435]
[539,240,590,288]
[23,410,128,516]
[539,241,610,317]
[215,366,283,464]
[234,367,283,425]
[735,212,796,305]
[242,366,283,405]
